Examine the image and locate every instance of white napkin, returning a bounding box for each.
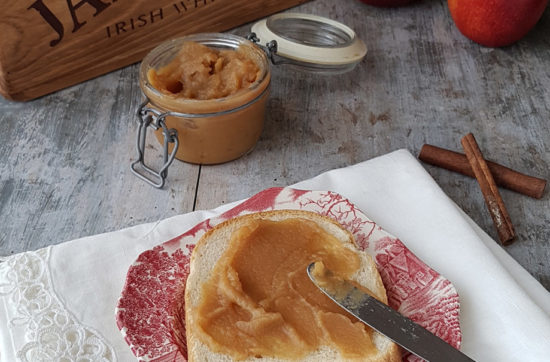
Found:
[1,149,549,362]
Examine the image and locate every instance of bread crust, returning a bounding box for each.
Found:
[182,210,401,362]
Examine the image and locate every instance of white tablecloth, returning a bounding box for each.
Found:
[1,149,549,361]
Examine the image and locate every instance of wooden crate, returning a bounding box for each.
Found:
[0,0,309,101]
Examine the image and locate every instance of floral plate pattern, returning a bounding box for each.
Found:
[116,187,461,361]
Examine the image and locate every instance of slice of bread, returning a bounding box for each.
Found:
[182,210,401,362]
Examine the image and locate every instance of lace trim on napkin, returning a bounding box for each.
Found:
[0,247,116,362]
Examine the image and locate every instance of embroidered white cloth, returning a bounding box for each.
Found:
[1,149,549,362]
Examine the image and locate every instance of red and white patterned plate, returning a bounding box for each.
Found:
[116,187,461,361]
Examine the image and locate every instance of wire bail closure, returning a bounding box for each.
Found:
[247,33,283,65]
[130,99,179,188]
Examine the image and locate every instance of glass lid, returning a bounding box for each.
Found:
[250,13,367,74]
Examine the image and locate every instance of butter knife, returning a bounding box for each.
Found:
[307,263,475,362]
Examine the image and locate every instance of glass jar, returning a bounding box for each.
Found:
[131,13,366,188]
[132,33,270,187]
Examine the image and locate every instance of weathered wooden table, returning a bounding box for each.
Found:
[1,0,548,290]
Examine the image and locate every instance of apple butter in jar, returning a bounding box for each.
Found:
[133,33,270,187]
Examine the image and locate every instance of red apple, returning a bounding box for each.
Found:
[359,0,417,7]
[448,0,548,47]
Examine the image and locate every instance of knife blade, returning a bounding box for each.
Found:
[307,262,475,362]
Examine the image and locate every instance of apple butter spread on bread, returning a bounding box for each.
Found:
[182,210,401,361]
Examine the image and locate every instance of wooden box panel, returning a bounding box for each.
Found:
[0,0,308,101]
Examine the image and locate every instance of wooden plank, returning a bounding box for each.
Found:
[0,65,199,254]
[0,0,309,101]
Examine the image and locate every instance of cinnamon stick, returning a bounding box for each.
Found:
[419,144,546,199]
[461,133,516,245]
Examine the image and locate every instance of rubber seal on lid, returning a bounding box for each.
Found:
[251,13,367,74]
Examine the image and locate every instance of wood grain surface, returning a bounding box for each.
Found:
[0,0,308,100]
[1,0,549,291]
